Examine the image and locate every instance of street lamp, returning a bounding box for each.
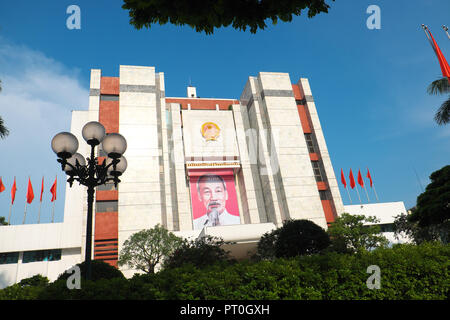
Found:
[51,121,127,280]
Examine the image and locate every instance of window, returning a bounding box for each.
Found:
[96,200,118,212]
[312,161,324,182]
[304,133,316,153]
[0,252,19,265]
[379,223,394,233]
[319,190,329,200]
[22,249,61,263]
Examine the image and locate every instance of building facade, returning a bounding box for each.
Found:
[1,65,349,284]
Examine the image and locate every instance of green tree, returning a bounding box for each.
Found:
[327,213,388,253]
[0,80,10,139]
[122,0,334,34]
[118,224,183,274]
[256,219,331,259]
[405,165,450,242]
[393,210,449,244]
[57,260,125,281]
[427,77,450,125]
[163,235,234,270]
[0,216,9,225]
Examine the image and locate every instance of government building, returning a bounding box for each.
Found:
[0,65,409,286]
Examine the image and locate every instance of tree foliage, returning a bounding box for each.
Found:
[393,211,449,245]
[327,213,388,253]
[256,219,330,259]
[0,216,9,225]
[10,242,448,300]
[118,224,183,273]
[163,235,234,270]
[427,77,450,125]
[409,165,450,227]
[122,0,335,34]
[57,260,125,281]
[0,80,10,139]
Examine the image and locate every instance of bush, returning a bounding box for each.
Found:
[0,275,49,300]
[163,235,235,270]
[5,242,449,300]
[57,260,125,281]
[257,219,331,259]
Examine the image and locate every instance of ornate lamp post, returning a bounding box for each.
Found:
[51,121,127,280]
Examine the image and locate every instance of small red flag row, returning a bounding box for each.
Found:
[340,168,373,189]
[0,176,57,205]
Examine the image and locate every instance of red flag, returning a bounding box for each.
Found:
[340,169,347,188]
[426,27,450,83]
[366,169,373,188]
[40,177,44,202]
[0,177,5,193]
[11,177,17,205]
[357,169,364,188]
[50,177,57,202]
[11,177,17,204]
[349,169,356,189]
[26,178,34,204]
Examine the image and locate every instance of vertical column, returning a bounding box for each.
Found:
[297,78,345,218]
[232,104,267,224]
[118,66,162,276]
[255,72,327,229]
[89,69,101,112]
[170,104,193,231]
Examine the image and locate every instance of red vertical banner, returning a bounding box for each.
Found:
[357,169,364,188]
[40,177,44,202]
[50,177,57,202]
[11,177,17,205]
[26,178,34,204]
[340,169,347,188]
[349,169,356,189]
[0,177,5,193]
[188,169,240,230]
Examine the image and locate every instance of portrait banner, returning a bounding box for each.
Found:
[188,169,240,230]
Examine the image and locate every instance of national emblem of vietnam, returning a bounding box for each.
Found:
[201,122,220,141]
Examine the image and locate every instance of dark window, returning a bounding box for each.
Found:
[319,190,329,200]
[22,249,61,263]
[312,161,324,182]
[379,223,394,233]
[0,252,19,264]
[304,133,316,153]
[96,200,118,212]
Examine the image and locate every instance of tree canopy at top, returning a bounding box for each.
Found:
[122,0,335,34]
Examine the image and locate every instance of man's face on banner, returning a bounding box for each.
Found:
[197,176,228,215]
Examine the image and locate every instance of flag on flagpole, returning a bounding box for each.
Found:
[11,177,17,205]
[40,177,44,202]
[423,25,450,83]
[50,177,57,202]
[340,169,347,188]
[367,168,373,188]
[0,177,5,193]
[26,178,34,204]
[349,169,356,189]
[357,169,364,188]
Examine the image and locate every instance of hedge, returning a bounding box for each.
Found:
[1,242,448,300]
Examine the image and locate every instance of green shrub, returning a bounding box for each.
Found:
[57,260,125,281]
[5,242,449,300]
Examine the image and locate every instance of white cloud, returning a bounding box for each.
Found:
[0,38,89,224]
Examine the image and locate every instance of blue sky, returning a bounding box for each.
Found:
[0,0,449,224]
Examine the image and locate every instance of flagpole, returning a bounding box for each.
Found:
[363,185,370,202]
[23,202,27,224]
[37,201,42,224]
[443,25,450,40]
[51,201,55,223]
[346,187,352,204]
[355,187,362,204]
[372,183,380,202]
[8,204,12,224]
